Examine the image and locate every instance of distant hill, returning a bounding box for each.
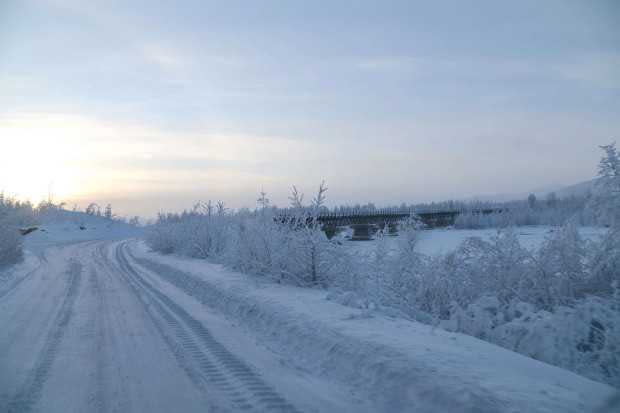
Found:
[552,179,597,199]
[467,179,598,204]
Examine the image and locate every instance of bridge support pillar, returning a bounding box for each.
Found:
[323,226,338,239]
[350,224,374,241]
[387,222,399,236]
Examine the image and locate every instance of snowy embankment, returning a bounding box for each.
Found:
[25,209,142,254]
[130,241,617,413]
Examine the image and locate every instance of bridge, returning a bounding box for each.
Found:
[313,208,504,240]
[316,210,411,240]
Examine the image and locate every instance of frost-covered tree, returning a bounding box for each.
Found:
[311,181,328,214]
[546,192,558,208]
[592,142,620,227]
[104,204,113,220]
[216,201,227,216]
[288,185,304,210]
[534,222,588,306]
[280,181,339,287]
[257,189,270,211]
[85,203,99,216]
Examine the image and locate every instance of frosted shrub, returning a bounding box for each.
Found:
[591,143,620,227]
[0,217,22,266]
[412,230,531,318]
[0,195,34,267]
[443,295,504,340]
[145,220,182,255]
[145,203,234,259]
[183,213,231,259]
[279,220,340,287]
[264,182,348,287]
[534,222,588,306]
[443,295,620,386]
[363,217,620,386]
[359,220,435,321]
[491,297,620,387]
[146,184,347,288]
[588,227,620,295]
[227,210,290,279]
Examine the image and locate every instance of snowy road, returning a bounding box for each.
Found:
[0,240,356,413]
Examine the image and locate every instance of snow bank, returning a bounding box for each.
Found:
[24,210,142,254]
[129,241,617,413]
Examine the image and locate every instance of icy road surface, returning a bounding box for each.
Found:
[0,241,361,413]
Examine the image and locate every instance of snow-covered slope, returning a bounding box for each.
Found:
[554,179,597,199]
[24,209,142,253]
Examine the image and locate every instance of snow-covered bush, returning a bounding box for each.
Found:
[0,217,22,266]
[379,223,427,317]
[590,143,620,227]
[146,206,232,258]
[0,195,34,267]
[145,216,186,255]
[219,184,344,287]
[225,208,290,279]
[146,183,348,288]
[358,209,620,386]
[445,295,620,387]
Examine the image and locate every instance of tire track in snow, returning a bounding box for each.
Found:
[115,242,301,413]
[5,258,83,413]
[87,262,107,413]
[95,243,216,408]
[90,242,135,413]
[111,244,246,411]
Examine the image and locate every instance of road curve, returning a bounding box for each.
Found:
[0,240,322,413]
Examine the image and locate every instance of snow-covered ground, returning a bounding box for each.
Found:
[24,209,142,253]
[0,219,617,412]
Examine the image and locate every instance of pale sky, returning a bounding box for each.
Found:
[1,0,619,217]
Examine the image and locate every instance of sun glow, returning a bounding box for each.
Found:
[0,111,327,214]
[0,113,95,204]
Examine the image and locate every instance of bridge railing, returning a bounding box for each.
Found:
[276,207,506,232]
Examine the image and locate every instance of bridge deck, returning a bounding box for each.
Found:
[279,208,504,233]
